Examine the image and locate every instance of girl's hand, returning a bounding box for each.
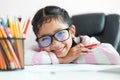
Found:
[58,44,90,64]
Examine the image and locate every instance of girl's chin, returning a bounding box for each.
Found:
[56,52,67,58]
[55,48,67,57]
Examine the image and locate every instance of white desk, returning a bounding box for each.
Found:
[0,64,120,80]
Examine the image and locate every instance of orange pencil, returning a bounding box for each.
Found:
[0,25,21,68]
[0,33,14,69]
[0,52,6,69]
[0,49,7,70]
[0,43,11,69]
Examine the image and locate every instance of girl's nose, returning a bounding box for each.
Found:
[51,38,61,48]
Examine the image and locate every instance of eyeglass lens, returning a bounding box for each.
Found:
[38,28,70,47]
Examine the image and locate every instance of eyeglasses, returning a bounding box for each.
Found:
[36,28,70,48]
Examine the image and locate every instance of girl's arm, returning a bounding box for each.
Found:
[76,43,120,64]
[73,35,120,65]
[74,35,100,45]
[24,47,59,66]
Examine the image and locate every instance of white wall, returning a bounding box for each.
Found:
[0,0,120,49]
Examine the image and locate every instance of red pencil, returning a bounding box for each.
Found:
[84,44,98,49]
[23,18,30,35]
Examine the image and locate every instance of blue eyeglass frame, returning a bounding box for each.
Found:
[36,27,71,47]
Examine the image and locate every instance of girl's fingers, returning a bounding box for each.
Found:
[81,48,90,52]
[71,43,91,55]
[77,48,89,54]
[79,43,84,47]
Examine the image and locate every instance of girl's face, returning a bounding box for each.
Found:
[37,19,76,58]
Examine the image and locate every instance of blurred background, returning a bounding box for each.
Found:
[0,0,120,49]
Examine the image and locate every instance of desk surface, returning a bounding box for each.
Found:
[0,64,120,80]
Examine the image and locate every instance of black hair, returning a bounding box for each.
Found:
[32,5,72,36]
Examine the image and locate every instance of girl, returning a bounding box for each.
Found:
[25,6,120,65]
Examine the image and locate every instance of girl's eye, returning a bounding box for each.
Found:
[56,31,65,36]
[40,36,51,41]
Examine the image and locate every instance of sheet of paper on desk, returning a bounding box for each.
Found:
[24,64,120,73]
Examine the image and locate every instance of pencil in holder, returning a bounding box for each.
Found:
[0,38,25,70]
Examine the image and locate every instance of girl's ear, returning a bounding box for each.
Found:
[70,25,76,38]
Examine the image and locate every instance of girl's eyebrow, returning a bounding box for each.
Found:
[40,32,53,38]
[54,28,63,33]
[40,28,63,37]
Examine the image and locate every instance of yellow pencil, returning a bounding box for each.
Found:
[14,18,24,68]
[15,18,23,37]
[9,21,14,37]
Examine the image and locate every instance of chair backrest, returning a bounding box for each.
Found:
[71,13,120,54]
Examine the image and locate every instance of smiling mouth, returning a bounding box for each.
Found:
[52,47,65,54]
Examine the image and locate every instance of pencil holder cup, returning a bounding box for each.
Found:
[0,38,25,70]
